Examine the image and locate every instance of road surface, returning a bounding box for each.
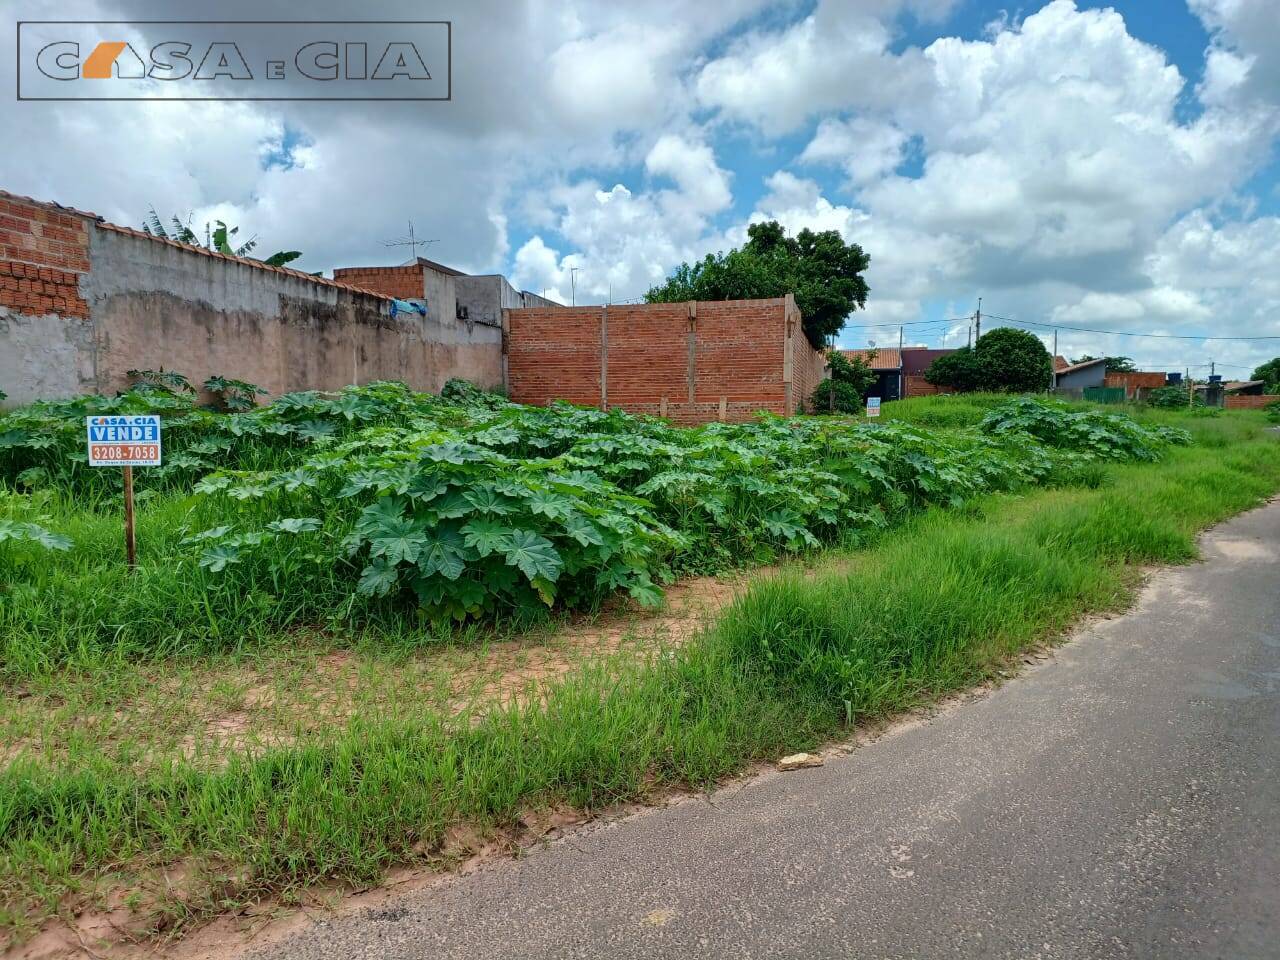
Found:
[263,500,1280,960]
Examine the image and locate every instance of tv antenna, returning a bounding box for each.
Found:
[382,221,439,265]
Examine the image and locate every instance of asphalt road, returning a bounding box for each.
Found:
[263,500,1280,960]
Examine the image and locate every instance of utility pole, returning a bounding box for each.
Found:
[570,267,580,306]
[1209,359,1215,379]
[974,297,982,341]
[1052,329,1058,392]
[898,325,904,400]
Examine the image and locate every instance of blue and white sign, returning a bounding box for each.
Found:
[866,397,882,418]
[86,415,162,466]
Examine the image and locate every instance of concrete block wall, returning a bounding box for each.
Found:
[0,188,505,406]
[504,296,824,424]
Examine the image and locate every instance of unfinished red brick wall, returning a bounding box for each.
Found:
[1105,372,1167,398]
[904,375,952,398]
[505,297,821,423]
[505,306,604,407]
[787,302,826,414]
[0,192,92,318]
[1225,395,1276,410]
[330,264,424,300]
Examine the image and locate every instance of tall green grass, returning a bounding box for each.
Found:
[3,415,1278,944]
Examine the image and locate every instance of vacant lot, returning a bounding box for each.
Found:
[2,382,1277,951]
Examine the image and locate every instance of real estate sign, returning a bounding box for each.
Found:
[866,397,881,418]
[86,415,162,466]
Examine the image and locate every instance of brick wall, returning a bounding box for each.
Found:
[904,375,952,398]
[330,264,425,300]
[1105,372,1167,397]
[789,300,825,414]
[0,193,91,319]
[1225,394,1277,409]
[505,297,821,423]
[504,305,604,407]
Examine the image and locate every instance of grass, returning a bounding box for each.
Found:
[2,405,1278,947]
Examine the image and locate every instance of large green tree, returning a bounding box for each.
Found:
[1252,357,1280,392]
[925,327,1053,393]
[645,220,870,348]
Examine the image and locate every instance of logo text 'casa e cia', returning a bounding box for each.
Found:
[17,21,451,100]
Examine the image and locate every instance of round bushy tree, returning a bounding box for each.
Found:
[924,328,1052,393]
[924,346,986,392]
[974,328,1052,393]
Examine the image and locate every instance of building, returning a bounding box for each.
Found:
[332,258,555,330]
[901,347,957,397]
[504,296,824,423]
[1222,379,1266,396]
[0,187,558,406]
[839,346,960,400]
[840,348,902,401]
[1052,357,1107,396]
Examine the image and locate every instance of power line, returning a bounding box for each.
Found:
[982,313,1280,342]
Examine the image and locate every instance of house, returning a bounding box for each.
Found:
[901,347,957,397]
[332,257,555,330]
[1052,357,1107,396]
[1222,380,1266,396]
[841,348,902,401]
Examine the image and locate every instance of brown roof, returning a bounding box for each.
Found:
[1056,357,1106,375]
[95,222,393,300]
[1053,355,1070,371]
[841,348,901,370]
[1222,380,1265,392]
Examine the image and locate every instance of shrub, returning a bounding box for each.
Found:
[925,328,1052,393]
[810,379,864,413]
[810,349,877,414]
[1147,385,1197,408]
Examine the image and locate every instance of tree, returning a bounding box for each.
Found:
[980,327,1053,392]
[142,208,302,267]
[1252,357,1280,392]
[925,328,1052,393]
[924,346,987,392]
[811,349,877,413]
[646,220,870,348]
[1073,355,1136,373]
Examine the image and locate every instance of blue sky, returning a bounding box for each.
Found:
[3,0,1278,374]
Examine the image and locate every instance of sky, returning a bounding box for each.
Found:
[2,0,1278,377]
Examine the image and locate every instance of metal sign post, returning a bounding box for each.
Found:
[86,414,161,570]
